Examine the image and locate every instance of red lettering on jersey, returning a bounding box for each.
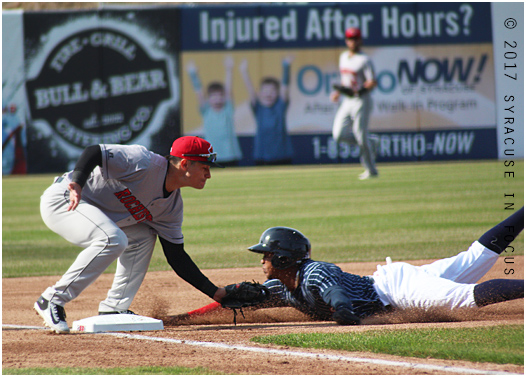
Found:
[114,188,131,199]
[113,188,153,223]
[129,204,145,214]
[124,200,140,209]
[134,211,146,220]
[134,209,153,223]
[138,214,153,223]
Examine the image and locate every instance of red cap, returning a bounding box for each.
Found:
[170,136,224,168]
[345,27,361,39]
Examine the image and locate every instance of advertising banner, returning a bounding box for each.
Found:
[2,10,27,175]
[21,7,180,173]
[2,3,507,174]
[179,3,497,164]
[492,2,524,160]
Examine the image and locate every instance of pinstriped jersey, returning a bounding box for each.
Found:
[263,259,384,320]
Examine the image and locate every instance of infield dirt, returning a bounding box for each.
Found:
[3,256,524,375]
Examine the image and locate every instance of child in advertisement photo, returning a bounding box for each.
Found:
[186,56,243,166]
[240,56,294,165]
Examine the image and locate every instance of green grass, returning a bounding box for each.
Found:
[2,161,524,277]
[2,366,225,375]
[252,325,524,365]
[2,161,524,372]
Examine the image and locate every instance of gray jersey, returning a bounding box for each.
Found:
[62,144,184,244]
[338,51,375,91]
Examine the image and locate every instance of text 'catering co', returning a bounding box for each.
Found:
[197,4,481,49]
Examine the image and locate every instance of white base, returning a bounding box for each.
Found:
[72,314,164,333]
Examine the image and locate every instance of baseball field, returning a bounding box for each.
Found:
[3,160,524,375]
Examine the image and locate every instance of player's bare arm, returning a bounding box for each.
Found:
[239,59,257,105]
[186,60,206,106]
[280,56,293,101]
[224,56,234,100]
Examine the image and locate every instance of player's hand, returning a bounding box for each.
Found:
[67,182,82,211]
[186,60,197,74]
[330,90,340,102]
[213,287,227,302]
[283,55,294,65]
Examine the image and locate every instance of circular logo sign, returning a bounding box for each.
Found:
[26,27,172,148]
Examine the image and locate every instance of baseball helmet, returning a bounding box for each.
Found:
[345,27,362,39]
[248,227,311,269]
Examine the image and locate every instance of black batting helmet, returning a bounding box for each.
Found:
[248,227,311,269]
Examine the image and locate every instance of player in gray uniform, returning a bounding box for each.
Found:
[331,27,378,180]
[247,208,523,325]
[35,136,229,333]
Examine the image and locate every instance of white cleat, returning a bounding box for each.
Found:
[359,171,378,180]
[34,296,70,334]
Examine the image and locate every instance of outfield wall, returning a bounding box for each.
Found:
[2,7,181,174]
[2,2,523,174]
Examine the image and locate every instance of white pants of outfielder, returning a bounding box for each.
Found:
[332,94,377,175]
[372,241,498,310]
[40,180,156,313]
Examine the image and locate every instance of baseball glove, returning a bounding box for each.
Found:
[332,84,355,97]
[221,281,270,309]
[332,84,369,97]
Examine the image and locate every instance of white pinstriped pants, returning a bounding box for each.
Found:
[372,241,499,310]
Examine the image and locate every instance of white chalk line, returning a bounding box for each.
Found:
[3,324,48,330]
[3,324,521,375]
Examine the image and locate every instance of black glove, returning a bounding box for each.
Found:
[221,281,270,309]
[333,306,361,326]
[332,84,355,97]
[357,87,369,96]
[333,84,369,97]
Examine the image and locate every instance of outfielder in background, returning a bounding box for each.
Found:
[240,56,294,165]
[247,208,524,325]
[331,27,379,180]
[186,56,243,167]
[34,136,232,333]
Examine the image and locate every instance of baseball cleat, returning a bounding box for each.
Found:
[34,296,70,334]
[358,171,378,180]
[98,309,136,315]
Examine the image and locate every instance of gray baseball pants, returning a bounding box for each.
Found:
[332,94,377,175]
[39,180,156,313]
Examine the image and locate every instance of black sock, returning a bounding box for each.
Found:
[478,207,524,254]
[473,279,524,307]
